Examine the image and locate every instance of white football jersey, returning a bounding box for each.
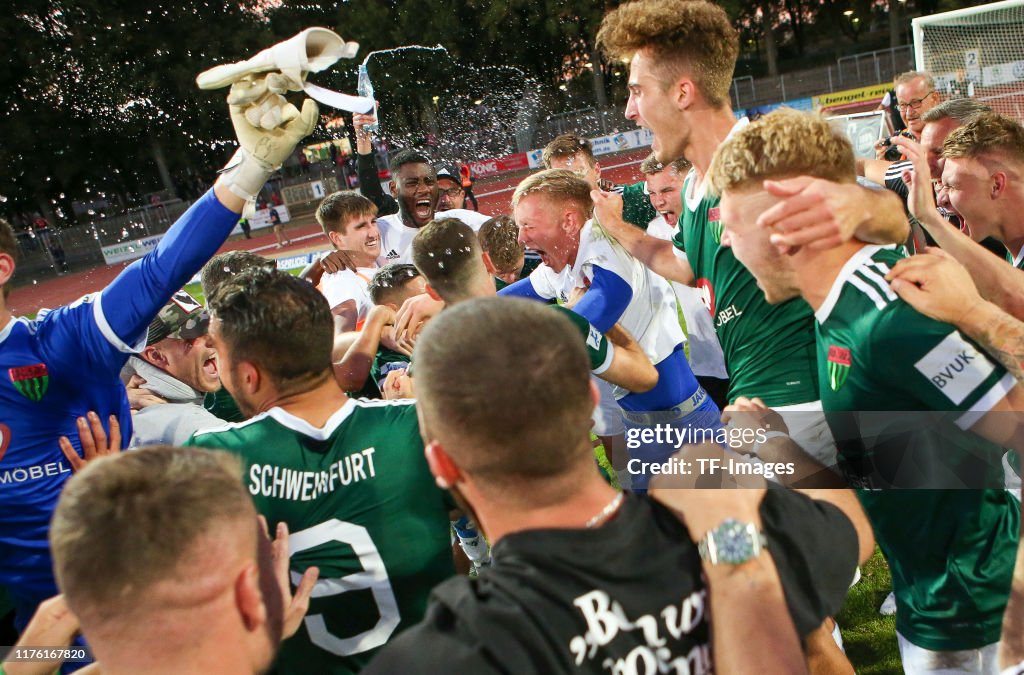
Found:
[318,266,376,325]
[529,219,685,384]
[377,209,491,264]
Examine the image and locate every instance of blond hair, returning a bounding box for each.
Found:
[597,0,739,108]
[709,109,855,195]
[511,169,594,216]
[51,447,253,618]
[942,112,1024,165]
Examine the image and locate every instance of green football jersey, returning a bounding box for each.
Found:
[550,305,613,374]
[189,399,455,674]
[1005,246,1024,270]
[369,347,410,393]
[203,386,245,422]
[815,244,1019,650]
[672,176,818,406]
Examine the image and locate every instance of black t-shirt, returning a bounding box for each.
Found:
[363,489,859,674]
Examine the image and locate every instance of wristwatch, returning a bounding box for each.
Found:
[697,518,768,565]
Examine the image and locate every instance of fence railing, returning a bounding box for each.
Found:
[731,45,914,110]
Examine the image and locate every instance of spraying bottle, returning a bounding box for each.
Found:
[357,63,379,134]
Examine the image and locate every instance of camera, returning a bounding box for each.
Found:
[880,130,917,162]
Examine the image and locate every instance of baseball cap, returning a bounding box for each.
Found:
[435,164,461,184]
[146,290,210,346]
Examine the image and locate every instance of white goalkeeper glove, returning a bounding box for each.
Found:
[218,77,319,202]
[197,27,357,91]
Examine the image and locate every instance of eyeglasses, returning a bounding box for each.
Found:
[439,187,463,197]
[897,92,934,111]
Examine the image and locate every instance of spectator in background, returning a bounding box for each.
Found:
[458,160,479,211]
[270,205,289,248]
[874,71,942,160]
[541,133,656,228]
[436,165,467,211]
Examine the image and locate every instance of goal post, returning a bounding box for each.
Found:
[912,0,1024,121]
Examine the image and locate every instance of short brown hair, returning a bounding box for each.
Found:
[597,0,739,108]
[942,112,1024,165]
[709,109,855,195]
[51,446,254,619]
[210,267,333,391]
[412,218,482,304]
[415,297,593,489]
[542,133,596,169]
[200,250,274,301]
[316,191,377,236]
[511,169,594,216]
[367,263,422,306]
[639,152,690,176]
[478,215,524,274]
[0,219,16,300]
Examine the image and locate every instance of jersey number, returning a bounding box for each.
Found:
[289,519,400,656]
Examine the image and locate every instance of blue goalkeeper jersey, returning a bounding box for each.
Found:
[0,189,238,628]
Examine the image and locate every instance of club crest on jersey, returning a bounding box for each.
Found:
[9,363,49,402]
[708,207,723,244]
[827,346,852,391]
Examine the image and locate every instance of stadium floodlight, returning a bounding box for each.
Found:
[912,0,1024,121]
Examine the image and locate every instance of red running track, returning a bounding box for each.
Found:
[8,148,651,315]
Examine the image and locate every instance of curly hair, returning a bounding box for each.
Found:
[942,112,1024,165]
[708,109,855,195]
[597,0,739,107]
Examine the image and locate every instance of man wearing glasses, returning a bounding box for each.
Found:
[875,71,942,159]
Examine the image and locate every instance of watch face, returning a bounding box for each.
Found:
[716,519,755,564]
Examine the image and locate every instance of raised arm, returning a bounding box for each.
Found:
[98,80,318,354]
[895,135,1024,320]
[757,176,909,252]
[591,190,696,285]
[354,111,398,216]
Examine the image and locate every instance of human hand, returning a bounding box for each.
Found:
[258,516,319,640]
[893,135,941,227]
[758,177,871,254]
[381,369,415,399]
[394,293,444,341]
[886,247,981,325]
[721,396,789,455]
[125,374,167,410]
[59,411,121,472]
[321,250,358,274]
[590,189,634,242]
[2,595,80,675]
[380,326,415,357]
[217,75,319,202]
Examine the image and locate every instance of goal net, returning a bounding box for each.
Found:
[913,0,1024,122]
